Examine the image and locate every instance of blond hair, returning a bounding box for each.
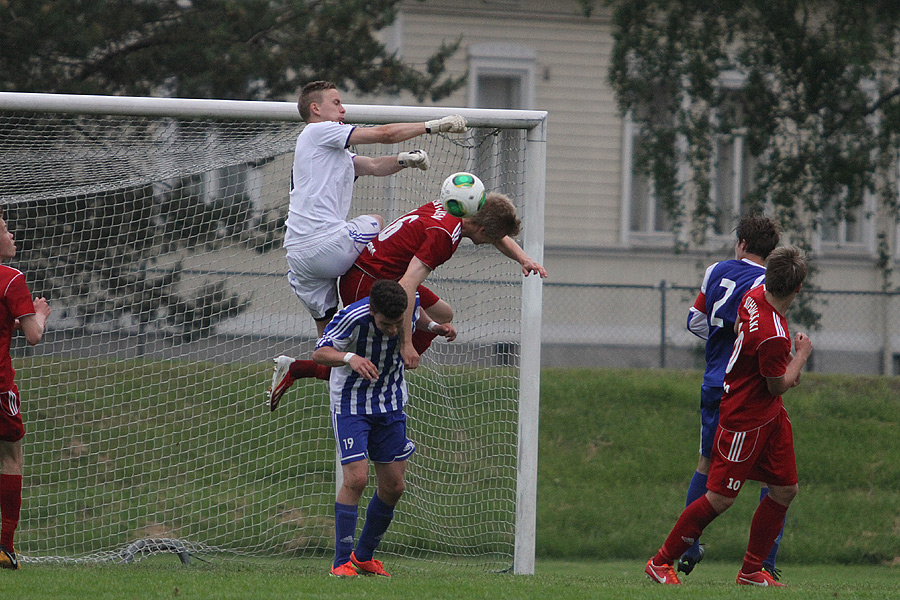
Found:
[765,245,808,297]
[467,192,521,241]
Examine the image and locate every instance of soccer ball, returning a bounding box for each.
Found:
[440,172,485,218]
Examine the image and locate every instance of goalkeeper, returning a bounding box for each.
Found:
[285,80,467,339]
[312,279,455,577]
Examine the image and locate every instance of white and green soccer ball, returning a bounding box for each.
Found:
[440,172,485,218]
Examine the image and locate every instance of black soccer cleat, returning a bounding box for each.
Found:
[676,544,705,575]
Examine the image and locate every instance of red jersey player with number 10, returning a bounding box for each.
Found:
[646,245,811,587]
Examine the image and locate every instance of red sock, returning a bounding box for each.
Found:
[288,360,330,381]
[742,495,789,573]
[412,330,438,355]
[655,494,720,564]
[0,474,22,550]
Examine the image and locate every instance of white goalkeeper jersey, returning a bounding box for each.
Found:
[284,120,357,250]
[316,296,420,415]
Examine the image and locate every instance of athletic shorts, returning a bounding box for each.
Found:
[331,410,416,465]
[339,264,440,309]
[285,216,381,320]
[0,385,24,442]
[707,407,797,498]
[698,384,723,458]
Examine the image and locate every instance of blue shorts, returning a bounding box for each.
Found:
[331,410,416,465]
[699,384,723,458]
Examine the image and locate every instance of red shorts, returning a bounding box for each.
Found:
[0,385,24,442]
[707,407,796,498]
[339,265,440,310]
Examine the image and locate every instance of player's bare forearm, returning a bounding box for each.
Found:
[416,315,457,341]
[313,346,379,381]
[492,237,547,278]
[347,122,427,146]
[767,333,812,395]
[20,297,50,346]
[353,155,405,177]
[398,258,432,369]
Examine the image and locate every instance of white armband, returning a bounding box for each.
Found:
[427,321,440,332]
[342,352,356,364]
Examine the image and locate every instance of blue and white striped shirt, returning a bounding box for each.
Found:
[316,296,419,415]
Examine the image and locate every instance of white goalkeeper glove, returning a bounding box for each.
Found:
[397,149,430,171]
[424,115,467,134]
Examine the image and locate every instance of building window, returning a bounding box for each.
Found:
[467,43,535,197]
[622,114,674,240]
[819,199,869,249]
[711,133,756,236]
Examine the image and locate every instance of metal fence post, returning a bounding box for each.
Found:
[659,280,667,369]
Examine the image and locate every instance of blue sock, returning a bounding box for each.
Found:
[760,488,785,568]
[354,493,395,562]
[334,502,358,568]
[682,470,708,559]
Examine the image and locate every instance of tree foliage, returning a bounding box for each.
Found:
[6,180,265,341]
[605,0,900,271]
[0,0,464,102]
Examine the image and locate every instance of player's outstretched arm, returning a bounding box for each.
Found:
[492,236,547,278]
[354,150,430,177]
[347,115,466,146]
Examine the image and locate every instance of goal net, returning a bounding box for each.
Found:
[0,93,545,573]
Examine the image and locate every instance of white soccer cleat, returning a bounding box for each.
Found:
[268,355,295,412]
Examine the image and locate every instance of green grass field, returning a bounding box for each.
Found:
[6,366,900,597]
[3,559,897,599]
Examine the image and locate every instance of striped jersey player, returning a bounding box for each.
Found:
[312,279,454,578]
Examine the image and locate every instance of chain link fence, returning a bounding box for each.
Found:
[542,281,899,375]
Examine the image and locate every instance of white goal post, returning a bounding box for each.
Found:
[0,92,545,574]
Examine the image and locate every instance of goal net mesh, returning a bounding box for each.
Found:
[0,99,529,571]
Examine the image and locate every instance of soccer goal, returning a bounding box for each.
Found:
[0,92,546,574]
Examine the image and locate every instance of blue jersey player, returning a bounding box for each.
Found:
[678,215,781,577]
[312,279,455,577]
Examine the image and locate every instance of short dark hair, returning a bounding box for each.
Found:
[467,192,521,241]
[298,81,337,122]
[369,280,407,319]
[765,245,808,298]
[735,214,780,259]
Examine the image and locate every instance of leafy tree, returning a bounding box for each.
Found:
[2,1,464,339]
[604,1,900,288]
[7,180,257,341]
[0,0,464,102]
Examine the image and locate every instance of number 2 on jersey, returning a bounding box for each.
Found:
[709,278,736,328]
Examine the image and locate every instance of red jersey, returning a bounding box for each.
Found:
[0,265,35,391]
[354,200,462,280]
[719,285,792,430]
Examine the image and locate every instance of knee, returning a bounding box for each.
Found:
[706,491,735,514]
[767,484,798,506]
[378,480,405,505]
[343,472,368,497]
